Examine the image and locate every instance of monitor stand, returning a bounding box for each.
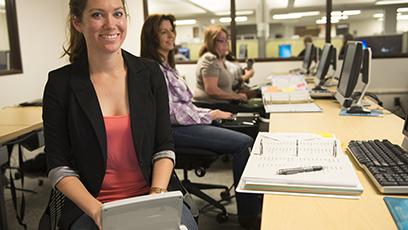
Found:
[346,83,371,114]
[323,76,338,87]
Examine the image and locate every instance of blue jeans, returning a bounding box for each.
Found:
[172,125,262,219]
[70,203,198,230]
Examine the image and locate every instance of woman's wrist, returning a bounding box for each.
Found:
[150,186,167,194]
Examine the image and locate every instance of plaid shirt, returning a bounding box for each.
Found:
[160,63,212,125]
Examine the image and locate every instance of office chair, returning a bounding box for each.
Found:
[175,147,232,223]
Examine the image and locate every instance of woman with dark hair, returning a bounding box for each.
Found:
[40,1,197,229]
[141,14,262,229]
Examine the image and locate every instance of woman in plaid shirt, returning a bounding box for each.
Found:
[141,14,262,229]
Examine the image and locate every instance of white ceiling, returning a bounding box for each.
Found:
[148,0,407,20]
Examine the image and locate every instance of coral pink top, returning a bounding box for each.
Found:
[97,114,149,203]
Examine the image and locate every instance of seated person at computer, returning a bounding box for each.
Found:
[297,35,313,57]
[339,33,355,59]
[140,14,262,229]
[40,1,197,229]
[194,25,248,103]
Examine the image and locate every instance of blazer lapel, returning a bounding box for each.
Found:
[123,51,149,159]
[70,55,107,164]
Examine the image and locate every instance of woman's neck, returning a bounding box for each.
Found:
[159,49,169,64]
[88,50,125,75]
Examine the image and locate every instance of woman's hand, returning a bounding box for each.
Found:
[88,199,102,229]
[236,93,248,102]
[209,109,234,120]
[242,69,254,82]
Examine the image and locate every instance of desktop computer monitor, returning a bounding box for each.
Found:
[334,42,363,108]
[302,43,316,74]
[279,44,292,58]
[312,44,337,91]
[315,44,337,82]
[178,48,190,59]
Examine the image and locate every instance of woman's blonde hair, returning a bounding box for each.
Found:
[198,25,229,58]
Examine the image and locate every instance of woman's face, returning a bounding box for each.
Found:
[214,31,229,58]
[73,0,127,56]
[158,19,175,56]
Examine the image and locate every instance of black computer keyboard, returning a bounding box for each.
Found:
[348,140,408,194]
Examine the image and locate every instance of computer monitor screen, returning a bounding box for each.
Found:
[335,42,363,107]
[177,48,190,59]
[361,40,367,49]
[357,35,402,57]
[279,44,292,58]
[302,43,315,71]
[315,44,334,81]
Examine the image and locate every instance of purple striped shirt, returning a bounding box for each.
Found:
[160,64,212,125]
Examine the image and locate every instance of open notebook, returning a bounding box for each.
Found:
[101,191,184,230]
[237,132,363,198]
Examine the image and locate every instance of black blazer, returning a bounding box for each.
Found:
[42,50,174,228]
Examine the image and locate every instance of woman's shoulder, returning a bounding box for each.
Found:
[201,52,217,61]
[198,52,217,66]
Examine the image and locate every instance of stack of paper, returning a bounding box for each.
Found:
[237,132,364,199]
[262,75,321,113]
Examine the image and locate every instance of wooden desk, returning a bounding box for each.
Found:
[261,99,404,230]
[0,106,43,230]
[0,107,42,126]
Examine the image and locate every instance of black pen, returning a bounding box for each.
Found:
[277,166,324,175]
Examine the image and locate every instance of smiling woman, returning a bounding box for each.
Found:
[0,0,22,76]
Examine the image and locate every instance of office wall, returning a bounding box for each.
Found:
[0,0,144,108]
[349,19,383,36]
[0,12,9,50]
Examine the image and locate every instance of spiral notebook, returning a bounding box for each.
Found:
[237,132,363,198]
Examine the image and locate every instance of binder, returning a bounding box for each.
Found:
[237,132,363,198]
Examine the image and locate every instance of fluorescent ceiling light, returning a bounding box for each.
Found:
[273,11,320,20]
[267,0,289,9]
[219,17,231,23]
[343,10,361,15]
[376,0,408,5]
[398,14,408,20]
[373,13,384,18]
[219,16,248,23]
[331,11,342,16]
[398,7,408,12]
[215,10,254,16]
[175,19,197,26]
[236,16,248,22]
